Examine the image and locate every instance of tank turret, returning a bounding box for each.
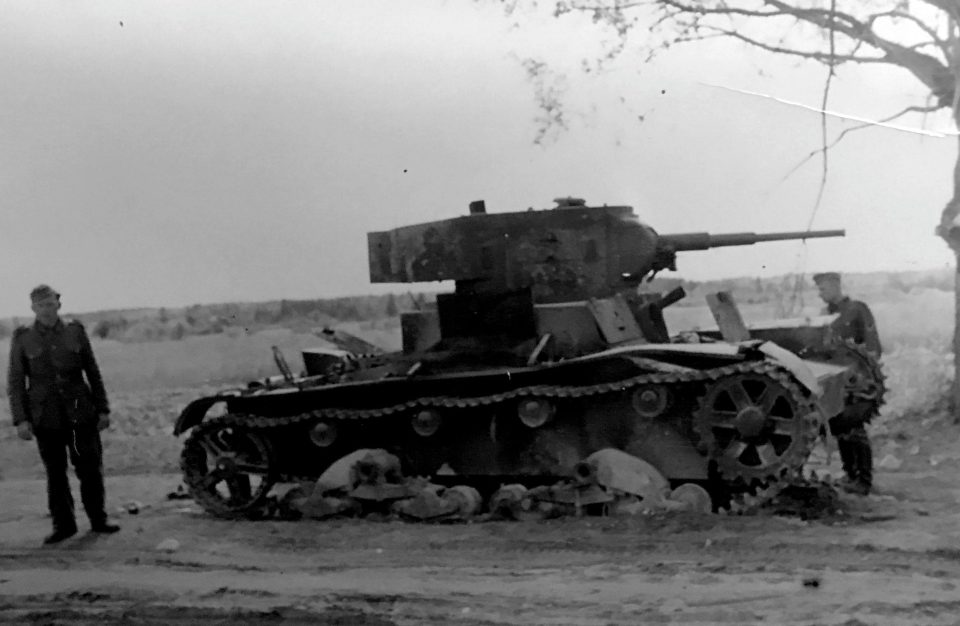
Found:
[368,198,843,302]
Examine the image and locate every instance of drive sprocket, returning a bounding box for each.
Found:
[693,367,819,484]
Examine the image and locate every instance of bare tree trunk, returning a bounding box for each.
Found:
[955,261,960,416]
[937,132,960,418]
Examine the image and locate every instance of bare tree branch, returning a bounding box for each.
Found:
[907,41,948,53]
[515,56,570,144]
[865,10,951,61]
[805,0,839,234]
[655,0,852,21]
[779,104,943,184]
[761,0,955,103]
[565,0,788,19]
[915,0,960,22]
[552,0,957,105]
[709,27,887,64]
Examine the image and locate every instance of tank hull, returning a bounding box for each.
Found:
[176,341,848,518]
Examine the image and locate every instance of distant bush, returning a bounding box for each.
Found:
[385,293,399,317]
[28,292,430,344]
[885,274,911,294]
[92,317,129,339]
[912,273,953,292]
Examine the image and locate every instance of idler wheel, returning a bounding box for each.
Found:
[181,420,276,519]
[411,409,441,437]
[517,398,556,428]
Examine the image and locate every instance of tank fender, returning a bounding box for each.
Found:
[755,341,821,396]
[173,396,226,436]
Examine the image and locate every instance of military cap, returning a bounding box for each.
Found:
[29,284,60,302]
[812,272,841,284]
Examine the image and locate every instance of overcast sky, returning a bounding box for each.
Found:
[0,0,955,317]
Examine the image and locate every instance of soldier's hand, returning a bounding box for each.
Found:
[16,422,33,441]
[97,413,111,432]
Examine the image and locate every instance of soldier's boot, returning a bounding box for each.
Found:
[835,438,859,488]
[841,430,873,496]
[70,428,119,534]
[43,525,78,545]
[854,439,874,496]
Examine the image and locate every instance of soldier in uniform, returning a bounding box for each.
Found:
[7,285,120,544]
[813,271,882,496]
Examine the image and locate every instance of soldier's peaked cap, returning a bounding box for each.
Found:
[30,284,60,302]
[812,272,841,284]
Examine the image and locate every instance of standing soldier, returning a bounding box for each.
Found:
[813,272,882,496]
[7,285,120,544]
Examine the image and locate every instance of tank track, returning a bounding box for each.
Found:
[720,470,842,517]
[182,358,823,517]
[722,479,788,515]
[229,359,812,428]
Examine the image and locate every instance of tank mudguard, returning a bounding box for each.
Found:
[173,396,225,436]
[754,340,848,421]
[756,341,820,395]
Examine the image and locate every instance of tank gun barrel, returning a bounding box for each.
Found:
[660,229,845,252]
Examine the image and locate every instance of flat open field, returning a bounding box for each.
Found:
[0,288,957,624]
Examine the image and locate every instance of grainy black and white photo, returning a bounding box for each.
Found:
[2,1,960,624]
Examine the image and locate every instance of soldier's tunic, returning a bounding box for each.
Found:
[825,296,882,357]
[7,319,111,530]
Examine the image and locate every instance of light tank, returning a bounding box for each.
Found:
[174,197,867,519]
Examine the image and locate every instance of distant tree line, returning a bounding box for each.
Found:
[0,270,950,343]
[5,292,432,343]
[644,269,954,314]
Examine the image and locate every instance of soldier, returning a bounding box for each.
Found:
[813,271,882,496]
[7,285,120,544]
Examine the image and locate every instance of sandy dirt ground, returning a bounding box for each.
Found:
[2,431,960,625]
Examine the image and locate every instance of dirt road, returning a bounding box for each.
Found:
[2,441,960,626]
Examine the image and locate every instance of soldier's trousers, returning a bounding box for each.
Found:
[35,426,107,531]
[829,410,874,487]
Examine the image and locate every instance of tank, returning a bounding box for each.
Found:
[174,197,868,519]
